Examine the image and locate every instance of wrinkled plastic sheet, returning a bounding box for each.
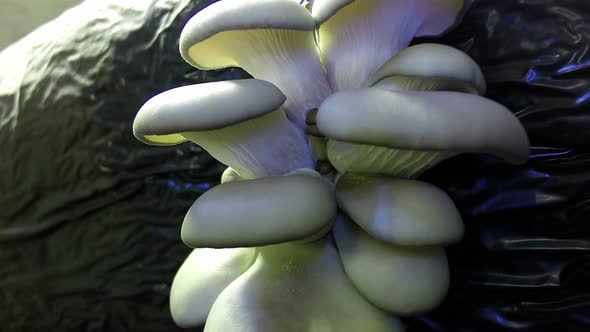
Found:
[0,0,589,331]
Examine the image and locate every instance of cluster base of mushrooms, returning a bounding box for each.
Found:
[133,0,530,331]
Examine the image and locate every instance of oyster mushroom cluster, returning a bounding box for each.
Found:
[132,0,530,331]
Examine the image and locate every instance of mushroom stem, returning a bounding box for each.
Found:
[230,30,332,128]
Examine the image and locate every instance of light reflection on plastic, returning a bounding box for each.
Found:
[525,68,538,82]
[526,169,551,179]
[418,317,441,330]
[575,90,590,105]
[167,180,211,191]
[528,148,572,158]
[471,191,562,214]
[557,60,590,74]
[573,314,590,325]
[197,183,211,190]
[481,308,533,329]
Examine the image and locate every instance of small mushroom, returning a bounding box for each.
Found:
[133,79,313,179]
[181,173,336,248]
[312,0,471,90]
[220,167,243,184]
[204,239,404,332]
[170,248,257,328]
[363,43,486,94]
[317,88,530,176]
[333,215,450,316]
[336,174,464,246]
[180,0,332,128]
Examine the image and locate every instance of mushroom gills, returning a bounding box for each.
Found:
[326,139,456,178]
[187,28,330,128]
[373,75,478,94]
[181,109,312,179]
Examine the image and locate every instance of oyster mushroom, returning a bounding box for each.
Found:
[364,43,486,94]
[181,173,336,248]
[333,215,449,316]
[312,0,471,90]
[220,167,242,184]
[336,174,463,246]
[317,88,530,176]
[170,247,257,328]
[133,79,313,179]
[180,0,332,128]
[204,239,404,332]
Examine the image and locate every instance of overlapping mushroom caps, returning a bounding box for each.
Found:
[132,0,531,331]
[313,43,529,177]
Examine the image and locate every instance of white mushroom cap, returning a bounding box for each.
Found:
[333,215,450,315]
[317,89,530,164]
[133,79,313,179]
[181,174,336,248]
[204,240,404,332]
[311,0,469,90]
[134,79,284,145]
[336,174,464,246]
[180,0,332,128]
[364,43,486,94]
[170,248,257,328]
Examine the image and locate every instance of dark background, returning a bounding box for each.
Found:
[0,0,589,331]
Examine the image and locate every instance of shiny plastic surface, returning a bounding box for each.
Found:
[0,0,589,331]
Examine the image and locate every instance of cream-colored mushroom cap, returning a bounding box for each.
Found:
[133,79,285,146]
[317,89,530,164]
[180,0,315,70]
[170,248,257,327]
[333,215,450,315]
[336,174,464,246]
[364,43,486,94]
[181,174,337,248]
[220,167,243,184]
